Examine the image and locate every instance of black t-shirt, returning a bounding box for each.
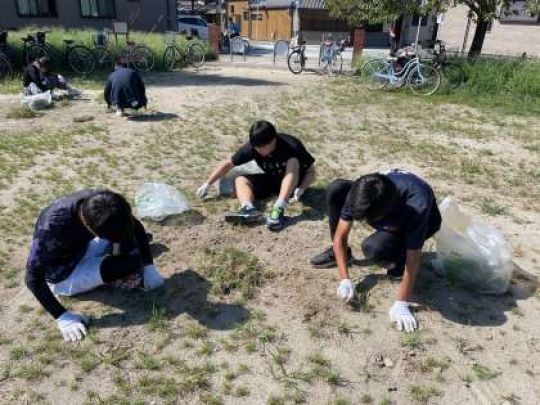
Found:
[231,133,315,179]
[341,169,441,250]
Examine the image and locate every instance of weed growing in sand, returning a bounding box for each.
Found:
[234,386,251,397]
[455,337,483,355]
[360,393,373,403]
[414,357,452,373]
[409,384,442,402]
[400,333,436,351]
[199,246,264,299]
[480,197,509,216]
[6,105,42,119]
[185,322,209,339]
[472,363,500,380]
[138,374,179,400]
[197,341,215,357]
[135,352,161,371]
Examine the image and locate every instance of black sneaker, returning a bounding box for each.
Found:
[224,206,264,225]
[310,246,353,269]
[386,266,404,281]
[266,207,285,232]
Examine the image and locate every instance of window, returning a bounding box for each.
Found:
[500,0,540,23]
[16,0,57,17]
[251,13,263,21]
[243,12,250,21]
[80,0,116,18]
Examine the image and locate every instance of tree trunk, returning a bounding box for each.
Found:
[468,18,489,56]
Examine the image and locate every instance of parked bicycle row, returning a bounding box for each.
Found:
[0,30,206,80]
[359,40,466,96]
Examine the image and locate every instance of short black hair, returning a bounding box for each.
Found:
[345,173,397,221]
[81,191,134,242]
[249,120,277,147]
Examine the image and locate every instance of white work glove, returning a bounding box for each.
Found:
[57,311,88,342]
[336,278,355,302]
[196,182,210,199]
[289,187,304,203]
[143,264,164,290]
[389,301,418,332]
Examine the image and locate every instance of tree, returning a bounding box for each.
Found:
[327,0,538,56]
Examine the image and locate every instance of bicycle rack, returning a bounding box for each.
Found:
[273,40,289,66]
[230,37,248,62]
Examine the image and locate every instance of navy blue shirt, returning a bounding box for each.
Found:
[341,170,441,250]
[25,190,152,318]
[104,67,147,109]
[231,133,315,180]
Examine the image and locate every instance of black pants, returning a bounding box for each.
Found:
[326,179,435,272]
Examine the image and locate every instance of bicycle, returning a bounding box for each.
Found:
[429,40,466,90]
[21,31,96,74]
[360,52,441,96]
[319,40,344,75]
[119,40,155,72]
[0,31,14,81]
[287,39,307,74]
[163,32,205,70]
[92,30,114,72]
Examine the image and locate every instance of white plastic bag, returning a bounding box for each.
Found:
[20,90,52,110]
[434,197,512,295]
[135,182,190,221]
[216,160,264,196]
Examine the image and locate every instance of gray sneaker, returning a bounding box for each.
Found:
[224,206,264,225]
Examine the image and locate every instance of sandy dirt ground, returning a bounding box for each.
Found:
[0,63,539,405]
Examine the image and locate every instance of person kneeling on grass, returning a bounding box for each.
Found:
[196,120,316,231]
[310,169,441,332]
[104,60,147,117]
[25,190,164,342]
[23,56,80,97]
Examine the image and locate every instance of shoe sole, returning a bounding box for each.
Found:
[311,257,353,269]
[266,221,284,232]
[224,213,265,225]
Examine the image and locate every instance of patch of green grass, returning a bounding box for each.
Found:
[199,246,265,299]
[135,352,161,371]
[197,341,215,357]
[408,384,442,403]
[400,333,436,351]
[455,337,484,355]
[414,357,452,373]
[10,346,31,360]
[146,304,171,333]
[200,393,224,405]
[11,362,50,380]
[234,386,251,397]
[472,363,500,380]
[139,374,179,400]
[480,197,509,216]
[185,322,208,339]
[6,105,42,119]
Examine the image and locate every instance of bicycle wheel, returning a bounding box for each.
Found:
[187,43,205,68]
[287,50,304,74]
[331,53,342,75]
[0,53,13,82]
[442,62,465,90]
[68,45,95,75]
[93,47,114,72]
[360,58,390,90]
[163,46,177,71]
[26,44,49,63]
[408,64,441,96]
[131,45,155,72]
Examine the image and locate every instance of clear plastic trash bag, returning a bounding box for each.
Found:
[216,160,264,196]
[433,197,512,295]
[135,182,191,221]
[20,90,52,110]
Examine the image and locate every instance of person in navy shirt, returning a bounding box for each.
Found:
[104,60,147,117]
[196,120,316,231]
[26,190,164,342]
[310,170,441,332]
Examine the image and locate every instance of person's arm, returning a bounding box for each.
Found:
[206,159,234,186]
[104,78,112,107]
[25,266,67,319]
[298,164,316,191]
[397,249,422,301]
[133,218,152,266]
[333,219,353,280]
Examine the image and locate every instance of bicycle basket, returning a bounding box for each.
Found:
[95,31,107,46]
[36,32,46,45]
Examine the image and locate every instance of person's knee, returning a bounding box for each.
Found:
[361,237,387,260]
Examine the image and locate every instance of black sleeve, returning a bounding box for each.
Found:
[25,269,67,319]
[231,143,254,166]
[104,77,112,106]
[292,139,315,171]
[135,72,146,96]
[133,218,153,266]
[23,65,48,91]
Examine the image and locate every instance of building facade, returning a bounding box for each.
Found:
[1,0,177,32]
[437,3,540,56]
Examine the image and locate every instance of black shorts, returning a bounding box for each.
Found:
[244,174,283,199]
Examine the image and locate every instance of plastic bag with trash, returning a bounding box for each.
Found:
[20,90,52,110]
[216,160,265,196]
[135,182,190,221]
[433,197,512,295]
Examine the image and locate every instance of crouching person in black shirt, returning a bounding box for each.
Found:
[196,120,316,232]
[310,170,441,332]
[26,190,164,342]
[23,56,79,97]
[104,60,147,117]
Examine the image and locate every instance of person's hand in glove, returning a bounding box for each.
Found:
[389,301,418,332]
[57,311,88,342]
[289,188,304,203]
[336,278,355,302]
[143,264,164,290]
[196,183,210,199]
